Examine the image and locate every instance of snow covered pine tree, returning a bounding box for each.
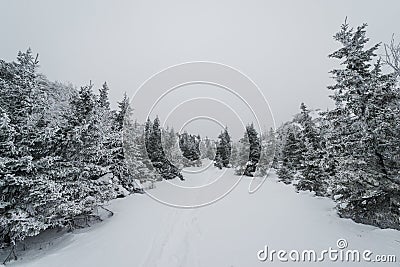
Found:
[145,117,183,180]
[178,132,201,167]
[295,103,328,196]
[325,20,400,229]
[214,127,231,169]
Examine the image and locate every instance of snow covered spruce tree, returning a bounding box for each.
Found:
[233,124,261,176]
[275,122,305,184]
[121,98,160,189]
[233,131,250,174]
[0,50,94,253]
[243,123,261,176]
[54,82,119,226]
[178,132,201,167]
[160,127,182,169]
[229,143,240,167]
[0,49,68,250]
[291,103,328,195]
[162,127,177,160]
[113,92,136,190]
[145,117,183,180]
[214,127,231,169]
[254,127,276,176]
[325,20,400,229]
[96,85,131,193]
[201,137,215,160]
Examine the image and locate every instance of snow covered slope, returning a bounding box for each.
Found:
[8,163,400,267]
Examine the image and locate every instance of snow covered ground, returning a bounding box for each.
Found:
[6,161,400,266]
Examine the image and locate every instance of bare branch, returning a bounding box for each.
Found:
[382,34,400,77]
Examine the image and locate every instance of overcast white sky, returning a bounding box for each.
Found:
[1,0,400,138]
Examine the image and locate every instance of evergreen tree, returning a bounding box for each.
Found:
[0,50,55,247]
[201,137,215,160]
[281,127,305,170]
[162,127,176,159]
[214,127,231,168]
[255,127,276,176]
[115,92,129,130]
[243,123,261,176]
[98,82,110,109]
[123,117,160,188]
[0,109,16,159]
[325,20,400,229]
[110,90,134,190]
[276,124,304,184]
[295,103,328,195]
[0,50,91,249]
[229,143,239,167]
[233,132,250,175]
[178,132,201,166]
[144,117,183,180]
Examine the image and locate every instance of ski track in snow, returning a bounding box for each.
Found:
[141,209,195,267]
[142,166,208,267]
[142,208,202,267]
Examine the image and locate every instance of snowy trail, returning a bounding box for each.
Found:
[8,164,400,267]
[141,208,200,267]
[141,164,214,267]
